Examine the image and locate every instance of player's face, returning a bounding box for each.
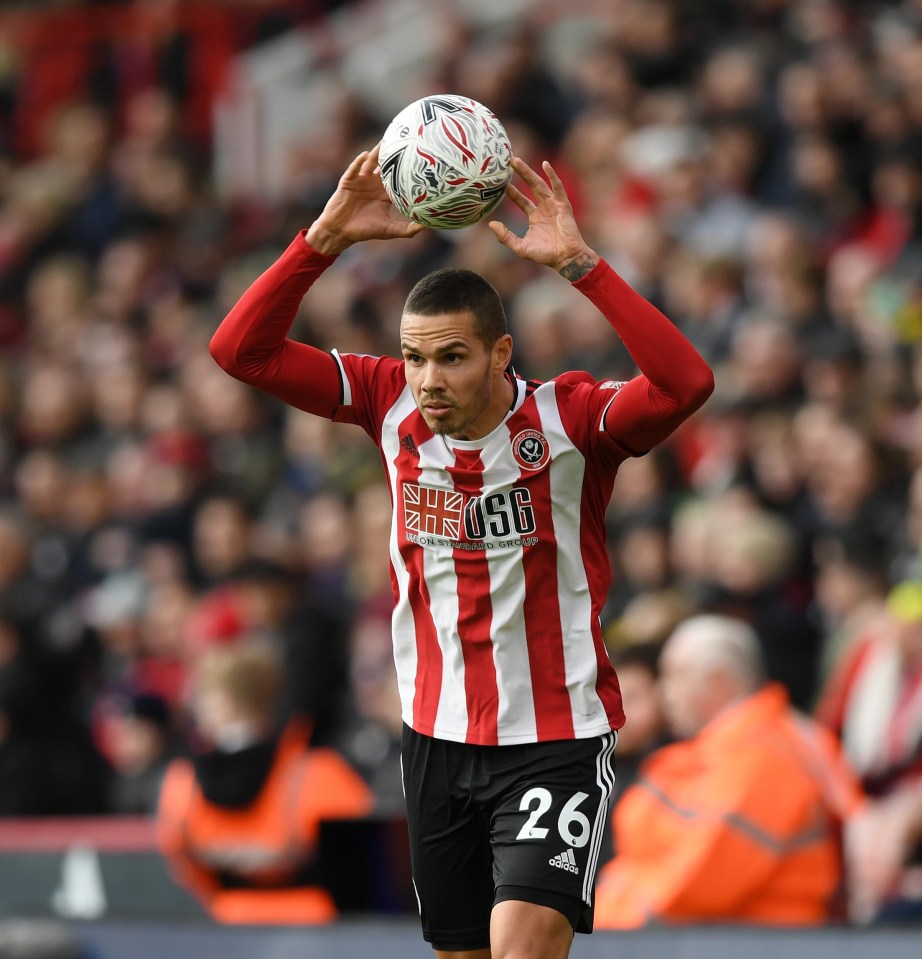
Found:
[401,310,513,440]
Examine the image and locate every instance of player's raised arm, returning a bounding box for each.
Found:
[490,156,714,451]
[306,144,425,255]
[211,147,421,414]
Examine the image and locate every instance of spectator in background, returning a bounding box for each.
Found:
[595,614,862,928]
[679,491,822,709]
[189,491,255,588]
[606,587,694,652]
[605,642,669,826]
[0,614,109,816]
[811,532,890,686]
[101,691,177,815]
[817,579,922,923]
[604,507,674,621]
[157,640,373,924]
[800,327,867,419]
[658,252,745,366]
[332,593,404,813]
[799,417,907,571]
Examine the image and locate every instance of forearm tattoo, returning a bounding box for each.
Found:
[559,254,597,282]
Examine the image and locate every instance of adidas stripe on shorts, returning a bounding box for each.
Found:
[400,724,617,952]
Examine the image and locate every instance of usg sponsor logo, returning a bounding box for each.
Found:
[403,483,538,544]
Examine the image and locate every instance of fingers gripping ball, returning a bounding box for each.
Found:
[379,94,513,230]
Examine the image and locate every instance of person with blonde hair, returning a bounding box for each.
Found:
[157,642,373,924]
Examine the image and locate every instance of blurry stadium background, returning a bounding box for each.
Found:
[2,0,922,956]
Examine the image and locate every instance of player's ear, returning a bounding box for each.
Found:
[493,334,513,373]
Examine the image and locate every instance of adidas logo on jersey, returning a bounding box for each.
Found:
[548,848,579,874]
[400,434,419,457]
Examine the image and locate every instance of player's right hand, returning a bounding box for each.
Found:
[306,145,425,255]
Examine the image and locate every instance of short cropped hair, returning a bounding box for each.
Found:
[667,614,767,693]
[404,268,507,348]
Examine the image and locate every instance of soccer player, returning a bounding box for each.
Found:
[210,147,714,958]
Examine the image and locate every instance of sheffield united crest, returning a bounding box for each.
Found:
[511,429,550,471]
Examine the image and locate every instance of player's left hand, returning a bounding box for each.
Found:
[488,157,598,279]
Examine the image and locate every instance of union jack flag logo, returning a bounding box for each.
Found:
[403,483,463,539]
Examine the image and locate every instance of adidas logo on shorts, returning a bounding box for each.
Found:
[548,848,579,874]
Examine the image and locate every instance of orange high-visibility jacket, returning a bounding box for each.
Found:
[157,721,374,924]
[595,684,864,928]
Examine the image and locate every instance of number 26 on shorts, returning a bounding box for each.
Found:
[515,788,591,847]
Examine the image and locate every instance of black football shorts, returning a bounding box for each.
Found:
[401,724,617,951]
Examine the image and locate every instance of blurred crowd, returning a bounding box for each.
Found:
[1,0,922,929]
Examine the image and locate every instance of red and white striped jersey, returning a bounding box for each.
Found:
[330,351,628,745]
[209,233,714,748]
